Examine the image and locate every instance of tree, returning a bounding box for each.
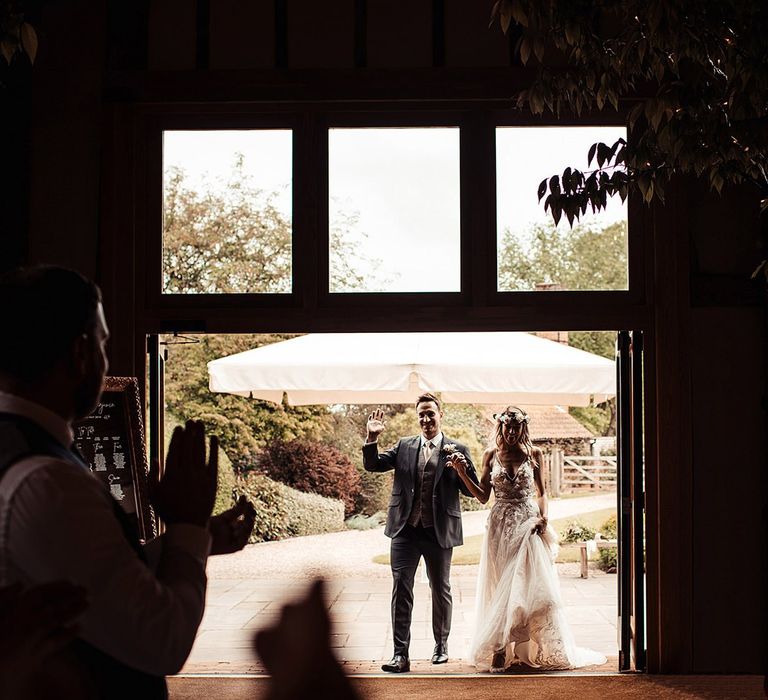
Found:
[163,158,291,294]
[498,219,627,291]
[163,156,387,294]
[492,0,768,266]
[163,333,336,471]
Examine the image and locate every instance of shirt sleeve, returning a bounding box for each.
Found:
[5,458,211,675]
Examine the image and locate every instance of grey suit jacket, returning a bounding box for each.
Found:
[362,435,478,549]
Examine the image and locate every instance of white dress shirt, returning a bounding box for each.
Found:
[0,392,211,675]
[420,432,443,451]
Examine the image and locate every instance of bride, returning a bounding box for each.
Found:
[447,406,606,672]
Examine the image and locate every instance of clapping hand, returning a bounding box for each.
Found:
[254,579,360,700]
[209,495,257,555]
[149,420,218,528]
[366,409,386,442]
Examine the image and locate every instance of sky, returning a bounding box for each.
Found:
[163,126,627,293]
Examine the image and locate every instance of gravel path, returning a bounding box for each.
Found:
[207,493,615,580]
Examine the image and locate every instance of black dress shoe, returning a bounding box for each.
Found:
[431,643,449,664]
[381,654,410,673]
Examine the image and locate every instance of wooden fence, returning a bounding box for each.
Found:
[542,450,617,497]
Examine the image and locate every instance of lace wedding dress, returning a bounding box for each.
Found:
[469,457,607,671]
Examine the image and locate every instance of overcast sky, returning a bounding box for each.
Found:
[164,126,627,293]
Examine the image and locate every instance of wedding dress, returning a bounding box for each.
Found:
[469,457,607,671]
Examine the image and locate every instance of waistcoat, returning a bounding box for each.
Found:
[0,413,167,700]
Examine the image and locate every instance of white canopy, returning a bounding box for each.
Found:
[208,332,615,407]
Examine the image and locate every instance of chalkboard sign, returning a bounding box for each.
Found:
[73,376,156,542]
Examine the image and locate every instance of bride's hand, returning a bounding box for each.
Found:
[448,453,468,477]
[532,516,548,535]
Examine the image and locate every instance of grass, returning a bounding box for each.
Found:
[372,507,616,566]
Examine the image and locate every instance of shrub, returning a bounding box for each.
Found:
[345,511,387,530]
[234,473,293,542]
[214,448,238,515]
[460,493,489,511]
[560,520,597,543]
[599,513,618,539]
[166,411,238,516]
[597,546,618,573]
[258,438,362,517]
[234,472,345,543]
[282,489,345,537]
[356,468,393,515]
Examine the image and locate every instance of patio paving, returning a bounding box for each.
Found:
[181,493,618,675]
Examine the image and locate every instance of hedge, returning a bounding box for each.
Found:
[234,472,345,543]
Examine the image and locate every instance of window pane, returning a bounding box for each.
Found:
[329,128,461,293]
[162,130,292,294]
[496,127,628,292]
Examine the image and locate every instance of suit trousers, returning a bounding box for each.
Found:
[389,524,453,656]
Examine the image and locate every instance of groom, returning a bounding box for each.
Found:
[363,393,477,673]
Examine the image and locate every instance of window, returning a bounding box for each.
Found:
[162,129,293,294]
[328,127,461,293]
[496,126,628,292]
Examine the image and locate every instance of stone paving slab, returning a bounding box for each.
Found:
[182,567,617,674]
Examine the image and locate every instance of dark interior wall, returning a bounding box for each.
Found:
[686,183,766,672]
[9,1,766,674]
[690,307,765,672]
[26,1,106,278]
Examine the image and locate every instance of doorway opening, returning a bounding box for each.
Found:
[146,328,645,675]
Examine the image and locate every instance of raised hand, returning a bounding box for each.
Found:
[366,408,386,442]
[209,495,257,555]
[254,579,360,700]
[149,420,218,528]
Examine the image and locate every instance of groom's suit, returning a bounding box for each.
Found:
[363,434,477,658]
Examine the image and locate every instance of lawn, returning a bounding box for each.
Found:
[372,507,616,566]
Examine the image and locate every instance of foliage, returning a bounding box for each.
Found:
[567,330,616,436]
[165,411,237,515]
[281,488,345,538]
[0,2,37,68]
[233,472,344,543]
[233,472,293,542]
[345,511,387,530]
[498,220,627,291]
[560,519,597,543]
[597,546,618,573]
[569,330,615,360]
[492,1,768,250]
[258,438,362,517]
[164,333,335,471]
[599,512,618,539]
[163,159,386,294]
[163,160,291,294]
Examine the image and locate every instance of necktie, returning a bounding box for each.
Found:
[423,441,433,461]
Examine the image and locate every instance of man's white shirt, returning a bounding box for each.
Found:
[0,391,211,675]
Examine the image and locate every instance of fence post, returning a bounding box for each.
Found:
[550,448,562,497]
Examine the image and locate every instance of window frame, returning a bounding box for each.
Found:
[135,103,648,333]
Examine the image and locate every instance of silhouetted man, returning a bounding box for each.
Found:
[0,266,254,698]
